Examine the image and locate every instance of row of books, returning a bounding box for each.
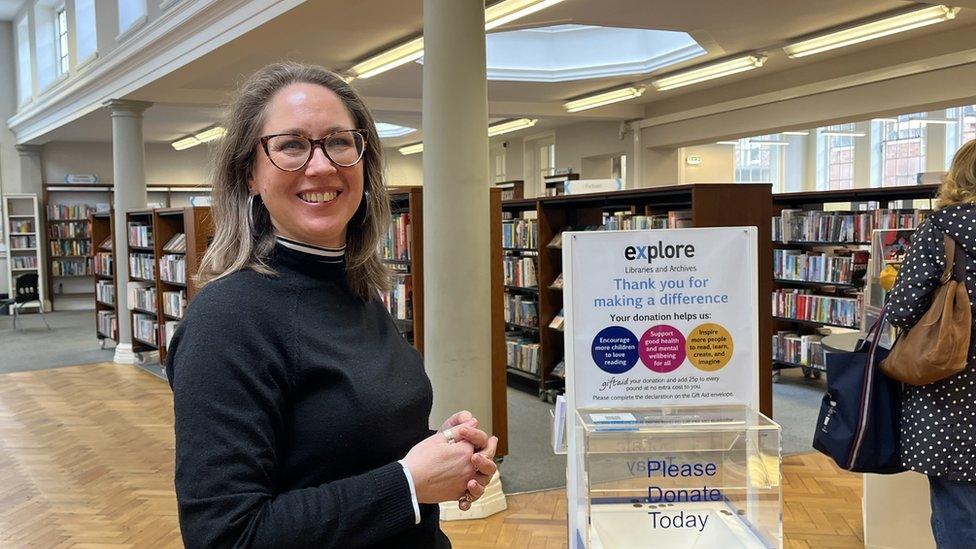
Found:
[504,256,537,288]
[773,289,862,329]
[95,252,113,277]
[133,313,158,345]
[128,223,153,247]
[381,273,413,321]
[98,236,112,251]
[97,310,117,340]
[773,331,826,370]
[96,280,115,306]
[773,208,929,243]
[9,235,36,249]
[601,210,693,230]
[163,233,187,253]
[506,336,541,375]
[504,294,539,328]
[52,259,92,277]
[163,320,179,349]
[48,221,89,239]
[163,290,187,319]
[131,285,157,313]
[129,253,155,280]
[8,220,34,233]
[502,217,538,250]
[47,204,93,220]
[773,249,868,285]
[383,212,411,261]
[159,254,186,284]
[50,240,91,257]
[11,256,38,269]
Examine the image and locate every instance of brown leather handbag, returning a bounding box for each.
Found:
[881,234,972,386]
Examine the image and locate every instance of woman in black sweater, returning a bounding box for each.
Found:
[166,62,498,548]
[888,139,976,549]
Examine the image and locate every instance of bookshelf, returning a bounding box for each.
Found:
[504,183,775,416]
[91,211,118,347]
[45,203,97,310]
[385,187,508,455]
[153,207,213,365]
[125,210,159,357]
[770,183,940,380]
[3,194,45,313]
[542,172,579,197]
[494,180,524,201]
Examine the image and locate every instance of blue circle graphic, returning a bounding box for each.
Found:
[591,326,639,374]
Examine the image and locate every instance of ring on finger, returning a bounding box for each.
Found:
[461,492,474,503]
[443,428,456,444]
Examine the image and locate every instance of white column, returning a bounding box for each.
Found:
[15,144,43,196]
[925,110,948,173]
[422,0,505,520]
[105,99,151,364]
[853,120,873,188]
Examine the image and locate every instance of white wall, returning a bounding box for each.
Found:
[553,120,631,183]
[384,147,423,186]
[0,22,18,196]
[42,141,212,186]
[678,144,733,184]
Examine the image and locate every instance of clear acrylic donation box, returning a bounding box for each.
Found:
[574,405,782,548]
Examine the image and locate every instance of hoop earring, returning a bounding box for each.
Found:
[247,194,263,236]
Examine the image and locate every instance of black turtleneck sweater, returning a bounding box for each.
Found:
[166,241,449,548]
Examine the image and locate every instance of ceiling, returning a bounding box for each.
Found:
[32,0,976,147]
[0,0,23,20]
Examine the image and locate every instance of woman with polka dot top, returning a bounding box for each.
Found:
[889,139,976,549]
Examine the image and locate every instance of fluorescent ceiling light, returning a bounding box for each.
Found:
[873,117,898,123]
[919,118,957,125]
[488,118,537,136]
[349,37,425,80]
[564,87,645,112]
[651,55,766,91]
[484,0,568,31]
[781,130,809,136]
[822,131,866,137]
[195,127,226,143]
[399,143,424,155]
[376,123,417,138]
[716,141,739,145]
[172,136,201,151]
[750,140,790,146]
[783,5,960,59]
[348,0,566,80]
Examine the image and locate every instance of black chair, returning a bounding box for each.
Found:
[0,273,51,330]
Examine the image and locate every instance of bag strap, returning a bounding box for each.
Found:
[940,234,956,285]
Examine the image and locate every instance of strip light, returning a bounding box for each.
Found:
[716,141,739,145]
[564,87,645,113]
[398,143,424,155]
[781,131,809,136]
[651,55,767,91]
[195,127,226,143]
[783,5,960,59]
[822,131,866,137]
[488,118,537,136]
[172,136,201,151]
[750,140,790,146]
[349,0,567,80]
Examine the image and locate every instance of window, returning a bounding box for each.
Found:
[880,115,926,187]
[946,105,976,165]
[56,6,69,75]
[540,142,555,180]
[734,137,783,189]
[75,0,97,63]
[118,0,147,36]
[34,3,58,90]
[16,16,32,103]
[611,154,626,182]
[492,150,507,183]
[822,124,855,190]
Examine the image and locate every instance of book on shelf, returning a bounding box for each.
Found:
[47,204,93,220]
[504,256,537,288]
[52,258,93,277]
[551,359,566,379]
[667,210,693,229]
[127,222,153,247]
[8,220,34,233]
[548,308,565,331]
[773,289,862,328]
[504,293,538,327]
[163,233,187,253]
[132,313,158,345]
[162,290,187,318]
[96,280,115,306]
[547,231,563,249]
[773,331,825,370]
[97,310,118,339]
[550,273,564,290]
[502,213,538,249]
[50,240,91,257]
[9,235,36,249]
[98,236,113,250]
[11,256,38,269]
[773,208,929,243]
[163,320,180,349]
[773,248,868,285]
[95,252,113,276]
[159,254,187,284]
[383,212,411,261]
[505,336,541,375]
[47,221,89,239]
[130,284,157,313]
[128,253,155,280]
[381,273,413,321]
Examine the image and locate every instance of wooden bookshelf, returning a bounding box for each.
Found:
[542,172,579,197]
[153,207,213,364]
[770,183,940,380]
[125,210,158,355]
[91,211,118,347]
[494,180,524,201]
[386,187,508,456]
[3,194,44,313]
[503,183,774,417]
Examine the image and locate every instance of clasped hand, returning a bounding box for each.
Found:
[402,410,498,511]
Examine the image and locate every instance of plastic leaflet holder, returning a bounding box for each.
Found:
[575,404,782,548]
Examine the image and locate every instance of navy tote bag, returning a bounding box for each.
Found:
[813,306,905,474]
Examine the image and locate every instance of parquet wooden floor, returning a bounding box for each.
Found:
[0,362,865,548]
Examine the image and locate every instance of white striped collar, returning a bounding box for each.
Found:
[275,235,346,263]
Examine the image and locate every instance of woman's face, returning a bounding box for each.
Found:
[250,82,365,248]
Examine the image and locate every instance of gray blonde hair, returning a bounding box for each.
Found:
[937,139,976,208]
[196,62,391,300]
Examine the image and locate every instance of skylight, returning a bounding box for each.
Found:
[480,24,707,82]
[376,123,416,139]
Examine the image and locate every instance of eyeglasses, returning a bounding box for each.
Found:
[259,129,368,171]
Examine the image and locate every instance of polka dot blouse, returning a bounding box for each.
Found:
[888,203,976,481]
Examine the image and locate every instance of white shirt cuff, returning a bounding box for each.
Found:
[397,459,421,525]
